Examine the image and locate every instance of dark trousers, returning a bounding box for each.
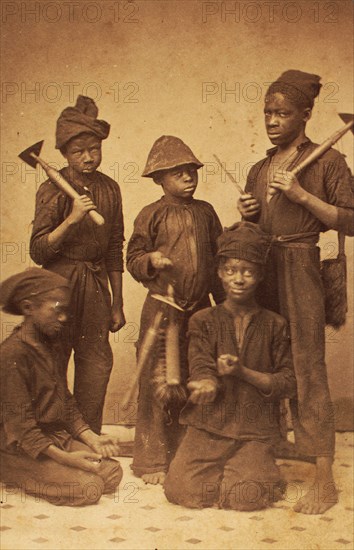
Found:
[1,439,122,506]
[164,427,283,510]
[258,244,335,457]
[48,259,113,434]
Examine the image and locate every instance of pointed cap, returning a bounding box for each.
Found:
[142,135,203,177]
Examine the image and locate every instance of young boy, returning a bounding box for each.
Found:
[164,222,297,511]
[30,95,125,434]
[127,135,225,484]
[238,70,354,513]
[0,268,122,506]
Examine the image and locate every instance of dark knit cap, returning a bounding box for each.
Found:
[266,70,321,108]
[0,268,70,315]
[56,95,110,150]
[142,135,203,177]
[217,222,271,265]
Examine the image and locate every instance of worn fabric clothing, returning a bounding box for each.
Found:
[180,305,296,440]
[126,196,225,310]
[1,325,89,458]
[131,295,209,476]
[30,169,124,433]
[245,141,354,456]
[1,439,122,506]
[246,141,354,237]
[127,196,224,476]
[0,325,122,506]
[164,427,283,510]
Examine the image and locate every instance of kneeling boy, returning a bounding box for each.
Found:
[164,222,297,511]
[0,268,122,506]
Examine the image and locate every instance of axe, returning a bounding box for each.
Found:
[214,112,354,194]
[19,141,105,226]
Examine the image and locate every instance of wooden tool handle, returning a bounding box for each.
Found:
[33,154,105,226]
[165,313,181,386]
[292,119,354,176]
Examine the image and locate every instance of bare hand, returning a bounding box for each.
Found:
[62,450,103,472]
[150,251,173,270]
[68,195,97,224]
[237,193,261,219]
[110,305,126,332]
[270,170,306,203]
[89,434,121,458]
[187,379,217,404]
[217,354,241,376]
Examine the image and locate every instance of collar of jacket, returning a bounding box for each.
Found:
[266,137,312,156]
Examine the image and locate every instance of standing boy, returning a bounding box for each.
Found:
[127,135,225,484]
[164,222,297,511]
[30,96,125,434]
[238,70,354,513]
[0,268,123,506]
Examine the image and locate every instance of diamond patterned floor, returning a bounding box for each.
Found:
[1,432,353,550]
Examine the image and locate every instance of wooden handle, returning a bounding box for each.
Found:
[292,119,354,176]
[165,314,181,386]
[33,155,105,226]
[122,310,164,407]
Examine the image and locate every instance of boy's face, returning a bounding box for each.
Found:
[218,258,262,304]
[264,92,311,147]
[63,133,102,175]
[27,288,70,338]
[156,164,198,200]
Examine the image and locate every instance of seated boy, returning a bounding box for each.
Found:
[0,268,122,506]
[164,222,297,511]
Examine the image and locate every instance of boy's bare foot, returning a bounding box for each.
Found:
[141,472,166,485]
[294,457,338,514]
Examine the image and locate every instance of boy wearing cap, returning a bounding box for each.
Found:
[127,136,225,484]
[164,222,296,511]
[30,96,125,434]
[0,268,123,506]
[238,70,354,513]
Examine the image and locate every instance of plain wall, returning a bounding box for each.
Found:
[1,0,353,427]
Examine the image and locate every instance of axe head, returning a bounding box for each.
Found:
[339,113,354,133]
[18,140,44,168]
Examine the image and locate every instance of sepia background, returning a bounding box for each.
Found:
[1,0,353,430]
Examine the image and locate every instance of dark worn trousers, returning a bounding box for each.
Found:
[132,295,208,477]
[0,439,122,506]
[164,427,283,510]
[48,259,113,434]
[257,244,335,457]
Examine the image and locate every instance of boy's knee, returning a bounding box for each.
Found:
[221,480,283,511]
[102,460,123,494]
[164,469,218,509]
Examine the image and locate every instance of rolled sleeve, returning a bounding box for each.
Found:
[127,210,158,282]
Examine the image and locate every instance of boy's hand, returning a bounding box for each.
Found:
[61,450,103,472]
[68,195,97,224]
[217,354,241,376]
[110,304,126,332]
[237,193,261,219]
[150,251,173,270]
[270,170,307,203]
[187,379,217,404]
[81,431,121,457]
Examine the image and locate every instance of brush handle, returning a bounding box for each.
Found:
[122,309,164,407]
[165,309,181,386]
[32,154,105,226]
